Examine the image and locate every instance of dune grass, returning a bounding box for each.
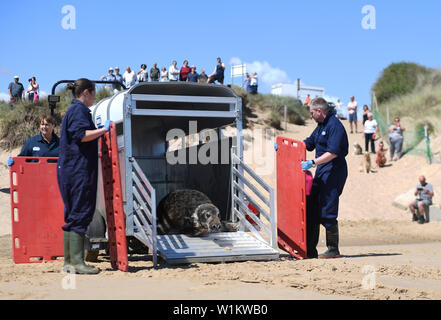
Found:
[231,85,309,129]
[0,86,111,150]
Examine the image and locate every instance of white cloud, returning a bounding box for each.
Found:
[229,57,243,66]
[230,57,290,89]
[0,93,10,102]
[323,95,342,104]
[0,66,12,76]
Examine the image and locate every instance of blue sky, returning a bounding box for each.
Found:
[1,0,440,109]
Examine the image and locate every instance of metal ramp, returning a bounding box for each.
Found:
[157,232,278,264]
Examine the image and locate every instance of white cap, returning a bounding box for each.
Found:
[115,66,120,70]
[109,67,114,71]
[14,75,19,79]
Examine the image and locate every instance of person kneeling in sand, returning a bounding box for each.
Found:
[376,141,387,168]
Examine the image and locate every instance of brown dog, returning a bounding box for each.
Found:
[359,152,372,173]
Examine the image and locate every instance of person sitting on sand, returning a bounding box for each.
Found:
[376,141,387,168]
[409,175,434,224]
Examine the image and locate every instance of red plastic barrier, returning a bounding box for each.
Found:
[276,137,307,259]
[100,123,129,272]
[9,157,64,263]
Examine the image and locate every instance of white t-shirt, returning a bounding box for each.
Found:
[250,76,258,86]
[364,119,377,134]
[347,101,357,114]
[123,70,137,88]
[160,70,169,82]
[137,69,148,82]
[168,65,179,81]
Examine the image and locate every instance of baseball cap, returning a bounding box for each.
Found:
[14,75,19,79]
[115,66,120,70]
[109,67,114,71]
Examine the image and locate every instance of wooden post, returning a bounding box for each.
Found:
[284,105,287,130]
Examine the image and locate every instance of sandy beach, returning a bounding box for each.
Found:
[1,115,440,301]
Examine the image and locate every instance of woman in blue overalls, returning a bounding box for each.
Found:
[301,98,348,259]
[57,78,111,274]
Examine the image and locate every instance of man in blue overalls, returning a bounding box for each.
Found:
[301,97,348,259]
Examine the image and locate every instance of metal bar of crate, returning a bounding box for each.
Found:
[131,94,237,104]
[231,181,271,222]
[232,153,272,193]
[232,167,270,206]
[232,194,271,235]
[132,159,154,194]
[230,149,276,249]
[131,158,158,268]
[131,109,236,118]
[132,173,154,214]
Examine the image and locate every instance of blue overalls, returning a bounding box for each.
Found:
[18,133,60,157]
[57,99,98,233]
[215,63,224,81]
[304,114,348,228]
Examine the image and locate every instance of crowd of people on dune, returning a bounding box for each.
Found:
[99,57,226,94]
[6,57,227,109]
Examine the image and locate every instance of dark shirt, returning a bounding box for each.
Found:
[58,99,98,178]
[18,133,60,157]
[8,82,24,98]
[150,67,160,81]
[304,113,348,177]
[114,74,123,90]
[199,73,208,83]
[187,72,199,83]
[215,63,225,77]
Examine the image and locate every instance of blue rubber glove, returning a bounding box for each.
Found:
[104,120,112,132]
[301,160,313,171]
[7,156,14,167]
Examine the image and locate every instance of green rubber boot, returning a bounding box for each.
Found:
[319,224,341,259]
[70,232,100,274]
[62,231,72,272]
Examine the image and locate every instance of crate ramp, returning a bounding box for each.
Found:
[131,155,278,266]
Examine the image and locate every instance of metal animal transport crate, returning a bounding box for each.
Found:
[88,82,279,267]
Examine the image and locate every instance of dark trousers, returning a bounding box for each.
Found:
[365,133,375,153]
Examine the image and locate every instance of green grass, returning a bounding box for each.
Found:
[372,62,432,104]
[231,85,309,129]
[375,69,441,127]
[0,86,111,150]
[374,67,441,156]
